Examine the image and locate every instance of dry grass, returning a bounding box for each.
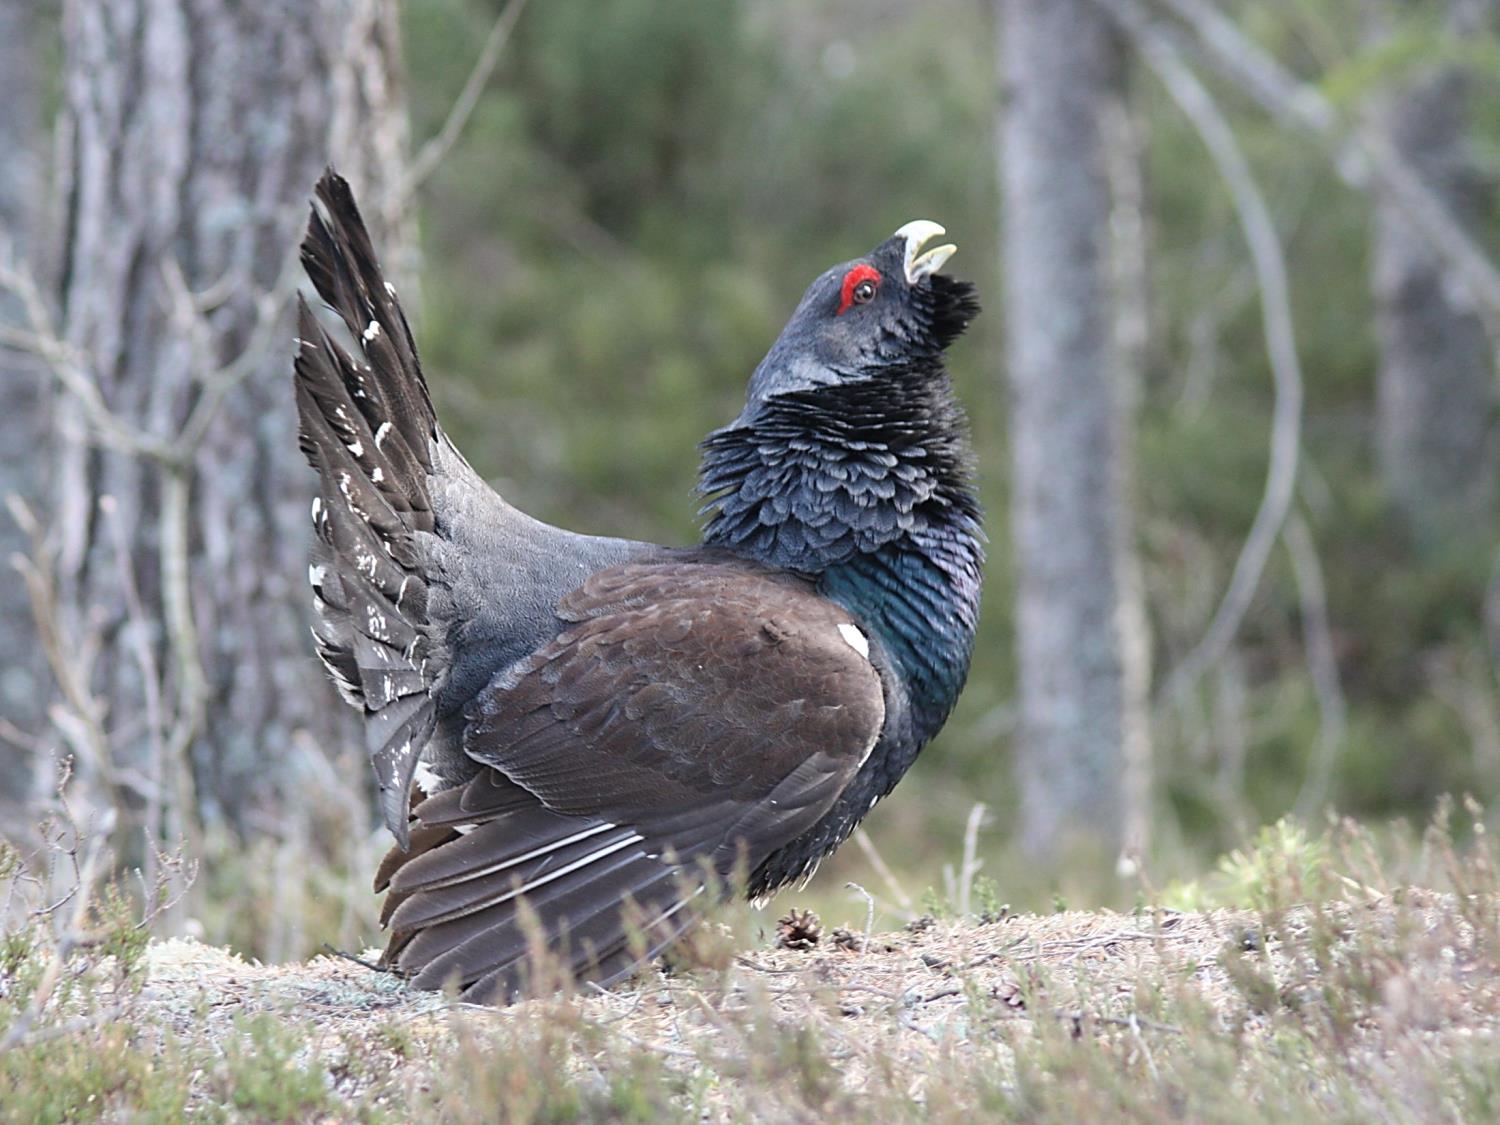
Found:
[5,808,1500,1121]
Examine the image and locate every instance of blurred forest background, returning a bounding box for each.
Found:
[2,0,1499,961]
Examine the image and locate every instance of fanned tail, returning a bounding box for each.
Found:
[294,169,443,842]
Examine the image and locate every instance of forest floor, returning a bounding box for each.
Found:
[5,884,1500,1122]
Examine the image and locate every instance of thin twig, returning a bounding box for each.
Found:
[1143,0,1500,343]
[170,246,304,459]
[608,1027,701,1061]
[321,943,390,974]
[0,808,113,1054]
[403,0,531,198]
[0,1006,122,1051]
[100,495,167,886]
[1077,1009,1183,1035]
[852,828,914,914]
[0,248,176,463]
[1106,0,1305,704]
[1129,1011,1162,1080]
[5,497,115,797]
[958,803,987,918]
[1286,511,1347,817]
[846,881,876,953]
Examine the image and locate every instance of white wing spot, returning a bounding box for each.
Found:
[337,472,369,521]
[308,564,326,589]
[371,466,384,484]
[837,622,870,659]
[374,421,393,449]
[346,438,364,458]
[363,320,382,341]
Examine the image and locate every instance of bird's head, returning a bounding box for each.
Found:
[743,221,979,403]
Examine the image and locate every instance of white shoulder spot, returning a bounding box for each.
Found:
[837,622,870,659]
[363,319,382,342]
[412,760,442,795]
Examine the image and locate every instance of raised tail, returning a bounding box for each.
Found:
[294,169,443,842]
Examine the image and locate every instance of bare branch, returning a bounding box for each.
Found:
[1105,0,1304,704]
[852,828,915,914]
[844,881,876,953]
[0,245,177,463]
[100,495,168,884]
[6,497,115,795]
[1286,511,1347,818]
[157,468,204,855]
[403,0,531,198]
[0,806,113,1054]
[1147,0,1500,342]
[958,803,987,918]
[171,243,304,459]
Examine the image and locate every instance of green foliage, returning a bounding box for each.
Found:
[972,875,1007,923]
[1163,817,1330,911]
[213,1015,339,1121]
[0,1025,195,1123]
[392,0,1500,908]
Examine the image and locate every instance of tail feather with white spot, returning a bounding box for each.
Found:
[294,169,443,843]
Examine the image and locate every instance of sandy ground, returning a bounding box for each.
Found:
[134,893,1498,1076]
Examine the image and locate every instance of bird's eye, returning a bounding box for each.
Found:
[837,264,882,315]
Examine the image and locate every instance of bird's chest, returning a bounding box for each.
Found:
[817,544,979,745]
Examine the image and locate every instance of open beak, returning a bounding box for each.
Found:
[896,220,957,285]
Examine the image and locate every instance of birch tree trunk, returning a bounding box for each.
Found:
[999,0,1141,859]
[50,0,409,846]
[1370,1,1496,543]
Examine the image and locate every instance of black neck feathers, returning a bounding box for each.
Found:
[697,366,984,735]
[698,367,981,569]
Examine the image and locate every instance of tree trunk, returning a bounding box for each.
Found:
[50,0,409,848]
[1370,1,1496,543]
[999,0,1140,859]
[1103,78,1154,865]
[0,0,48,779]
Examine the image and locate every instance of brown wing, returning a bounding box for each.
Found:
[376,559,885,1002]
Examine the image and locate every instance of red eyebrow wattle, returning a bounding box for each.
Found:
[837,264,881,315]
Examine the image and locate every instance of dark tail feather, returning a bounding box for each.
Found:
[294,169,445,842]
[376,769,702,1003]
